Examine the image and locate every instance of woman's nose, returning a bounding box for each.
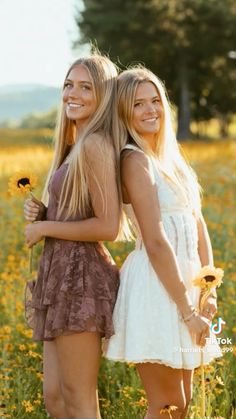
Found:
[68,85,80,99]
[145,102,156,113]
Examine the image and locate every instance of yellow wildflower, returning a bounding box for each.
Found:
[8,170,38,197]
[22,400,34,412]
[4,343,13,352]
[18,344,26,351]
[1,326,12,334]
[133,396,147,407]
[28,350,40,358]
[160,405,178,418]
[193,265,224,289]
[36,372,44,381]
[33,399,41,405]
[216,375,224,386]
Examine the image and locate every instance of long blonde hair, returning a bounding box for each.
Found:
[117,66,202,215]
[42,53,123,220]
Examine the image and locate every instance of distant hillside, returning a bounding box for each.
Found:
[0,84,61,124]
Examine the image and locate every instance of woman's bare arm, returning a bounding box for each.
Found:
[196,213,214,267]
[196,213,217,318]
[25,134,120,246]
[121,150,210,344]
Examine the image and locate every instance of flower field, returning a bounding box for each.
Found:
[0,129,235,418]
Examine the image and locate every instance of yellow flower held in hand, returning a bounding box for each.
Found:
[193,265,224,289]
[8,170,38,273]
[8,170,38,197]
[193,265,224,418]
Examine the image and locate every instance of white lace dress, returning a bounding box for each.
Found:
[105,145,221,369]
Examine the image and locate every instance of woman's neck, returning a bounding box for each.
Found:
[75,121,87,139]
[141,134,156,153]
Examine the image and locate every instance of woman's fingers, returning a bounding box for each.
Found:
[24,199,40,221]
[196,333,203,346]
[198,317,210,346]
[31,195,43,206]
[24,199,39,211]
[201,299,217,321]
[199,327,210,347]
[24,211,39,221]
[187,314,210,346]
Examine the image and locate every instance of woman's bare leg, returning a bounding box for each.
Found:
[43,341,68,419]
[55,332,102,419]
[137,363,186,419]
[180,369,194,419]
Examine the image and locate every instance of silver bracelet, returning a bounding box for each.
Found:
[182,308,197,322]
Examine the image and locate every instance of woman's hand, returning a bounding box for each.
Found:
[185,313,211,347]
[25,222,44,247]
[200,295,217,322]
[24,197,46,222]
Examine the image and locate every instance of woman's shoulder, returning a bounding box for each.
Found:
[84,132,115,169]
[84,132,114,159]
[122,143,142,152]
[85,132,105,148]
[122,142,142,158]
[121,145,152,175]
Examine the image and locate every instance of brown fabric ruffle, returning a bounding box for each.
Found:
[25,239,119,341]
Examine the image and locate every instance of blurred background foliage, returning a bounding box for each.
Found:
[1,0,236,141]
[75,0,236,140]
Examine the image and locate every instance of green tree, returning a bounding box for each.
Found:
[75,0,236,139]
[20,108,58,129]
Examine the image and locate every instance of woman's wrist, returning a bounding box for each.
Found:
[175,291,194,318]
[39,220,48,237]
[182,308,197,322]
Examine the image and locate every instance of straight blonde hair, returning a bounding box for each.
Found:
[42,53,123,221]
[117,66,202,216]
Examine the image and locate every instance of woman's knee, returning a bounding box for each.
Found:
[44,387,65,417]
[62,381,97,408]
[62,388,98,418]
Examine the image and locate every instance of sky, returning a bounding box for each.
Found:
[0,0,89,87]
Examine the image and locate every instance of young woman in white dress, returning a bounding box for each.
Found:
[105,67,221,419]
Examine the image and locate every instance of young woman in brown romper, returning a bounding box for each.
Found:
[24,54,121,419]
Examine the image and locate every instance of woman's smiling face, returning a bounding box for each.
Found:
[132,81,163,144]
[63,64,97,127]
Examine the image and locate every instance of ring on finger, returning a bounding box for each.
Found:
[203,310,212,318]
[204,308,211,314]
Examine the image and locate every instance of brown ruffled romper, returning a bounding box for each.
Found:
[25,163,119,341]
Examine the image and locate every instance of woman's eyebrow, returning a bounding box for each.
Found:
[65,78,92,84]
[135,95,160,102]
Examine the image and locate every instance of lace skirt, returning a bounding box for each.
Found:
[105,227,222,369]
[25,238,119,341]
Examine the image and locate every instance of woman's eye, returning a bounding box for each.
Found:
[134,102,142,107]
[82,85,91,90]
[64,82,72,88]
